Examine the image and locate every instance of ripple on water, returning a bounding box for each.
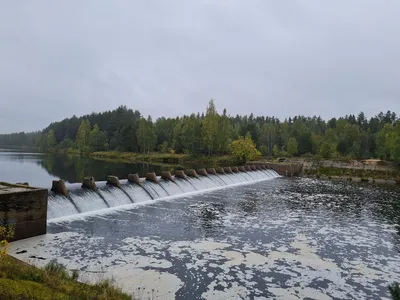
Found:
[10,178,400,299]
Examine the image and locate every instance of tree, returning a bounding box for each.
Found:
[215,108,233,154]
[47,129,57,149]
[89,124,108,152]
[376,124,393,159]
[230,133,261,162]
[202,99,219,155]
[137,117,156,153]
[180,115,202,154]
[76,120,91,153]
[320,142,334,159]
[259,123,277,156]
[272,145,280,157]
[286,137,298,157]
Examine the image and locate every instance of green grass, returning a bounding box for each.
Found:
[389,282,400,300]
[0,255,132,300]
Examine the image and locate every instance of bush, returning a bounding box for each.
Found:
[0,225,14,257]
[44,260,70,280]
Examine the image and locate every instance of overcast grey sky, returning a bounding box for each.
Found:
[1,1,399,133]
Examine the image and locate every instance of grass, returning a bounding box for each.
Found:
[0,255,132,300]
[389,282,400,300]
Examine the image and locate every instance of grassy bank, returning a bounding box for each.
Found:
[304,166,400,182]
[0,255,131,300]
[260,156,400,183]
[90,151,240,167]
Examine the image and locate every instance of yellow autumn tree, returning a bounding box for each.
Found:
[0,225,14,258]
[230,132,261,162]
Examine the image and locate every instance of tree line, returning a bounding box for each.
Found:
[1,100,399,162]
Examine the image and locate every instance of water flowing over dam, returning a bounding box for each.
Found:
[47,168,279,219]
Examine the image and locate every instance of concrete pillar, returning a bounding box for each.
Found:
[260,164,266,170]
[82,177,96,190]
[161,171,174,181]
[175,170,188,180]
[207,168,216,175]
[231,167,239,172]
[216,167,225,174]
[244,165,252,171]
[107,176,120,188]
[238,166,246,172]
[185,169,198,178]
[250,165,257,171]
[51,180,68,197]
[128,174,142,186]
[146,172,159,183]
[223,167,233,173]
[197,169,208,176]
[255,165,262,170]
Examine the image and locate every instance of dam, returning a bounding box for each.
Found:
[4,159,400,299]
[47,166,278,220]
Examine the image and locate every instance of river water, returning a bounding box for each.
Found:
[9,174,400,299]
[0,148,185,188]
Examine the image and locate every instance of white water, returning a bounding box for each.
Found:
[47,170,279,219]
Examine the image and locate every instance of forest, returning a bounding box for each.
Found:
[0,100,399,162]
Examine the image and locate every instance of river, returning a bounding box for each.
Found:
[3,148,400,299]
[0,148,186,188]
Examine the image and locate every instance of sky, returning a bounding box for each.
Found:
[1,1,400,133]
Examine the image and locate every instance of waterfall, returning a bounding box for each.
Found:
[48,169,280,219]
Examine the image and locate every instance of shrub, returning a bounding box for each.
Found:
[0,225,14,258]
[389,282,400,300]
[44,260,70,280]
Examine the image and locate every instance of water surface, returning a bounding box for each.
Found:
[11,177,400,299]
[0,148,185,188]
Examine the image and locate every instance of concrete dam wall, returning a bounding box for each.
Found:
[0,183,48,241]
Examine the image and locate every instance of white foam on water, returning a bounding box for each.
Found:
[48,173,279,222]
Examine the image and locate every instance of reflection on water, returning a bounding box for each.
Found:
[0,148,185,187]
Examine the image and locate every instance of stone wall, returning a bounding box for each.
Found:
[0,183,48,241]
[264,163,303,176]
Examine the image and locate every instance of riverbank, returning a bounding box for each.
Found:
[90,151,240,167]
[259,157,400,184]
[0,255,131,299]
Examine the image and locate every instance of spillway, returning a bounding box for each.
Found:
[48,168,280,219]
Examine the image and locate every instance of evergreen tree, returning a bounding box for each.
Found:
[202,99,219,155]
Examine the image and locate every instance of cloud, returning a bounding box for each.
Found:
[1,0,399,132]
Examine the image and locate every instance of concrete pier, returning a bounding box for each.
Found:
[146,173,159,183]
[82,177,96,190]
[0,183,48,241]
[107,176,121,188]
[51,180,68,197]
[197,169,208,176]
[186,169,198,178]
[207,168,217,175]
[161,171,174,181]
[216,167,225,174]
[238,166,246,172]
[128,174,142,185]
[175,170,188,180]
